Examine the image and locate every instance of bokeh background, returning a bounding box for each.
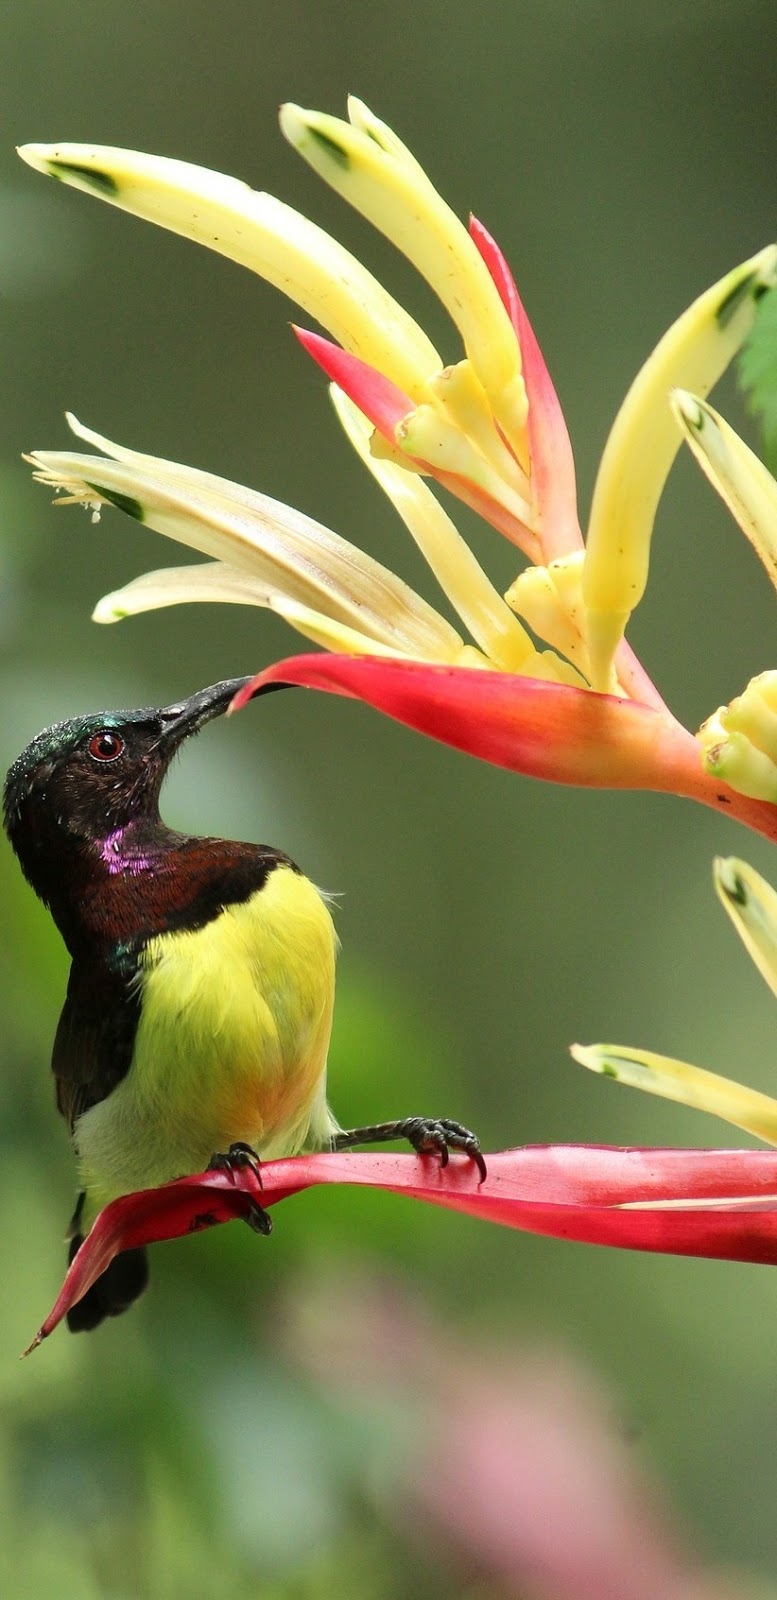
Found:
[1,2,776,1594]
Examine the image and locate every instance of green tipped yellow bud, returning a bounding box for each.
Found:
[698,672,777,801]
[17,141,440,404]
[671,391,777,591]
[700,728,777,802]
[714,857,777,1002]
[583,245,777,690]
[345,96,430,176]
[572,1041,777,1144]
[279,101,526,458]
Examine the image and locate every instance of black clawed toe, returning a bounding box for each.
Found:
[400,1117,488,1183]
[207,1141,264,1187]
[245,1201,273,1236]
[207,1142,271,1233]
[332,1115,487,1182]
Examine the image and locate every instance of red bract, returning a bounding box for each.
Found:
[292,326,413,446]
[469,215,582,563]
[27,1144,777,1353]
[235,659,777,843]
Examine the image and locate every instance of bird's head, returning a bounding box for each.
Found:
[4,677,253,894]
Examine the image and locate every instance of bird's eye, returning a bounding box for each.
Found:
[87,730,125,763]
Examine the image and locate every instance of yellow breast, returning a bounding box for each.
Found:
[75,865,338,1213]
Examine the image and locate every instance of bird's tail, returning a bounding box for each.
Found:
[66,1193,149,1332]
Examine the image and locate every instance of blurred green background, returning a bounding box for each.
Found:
[1,1,777,1594]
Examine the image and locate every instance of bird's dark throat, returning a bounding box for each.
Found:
[48,828,298,954]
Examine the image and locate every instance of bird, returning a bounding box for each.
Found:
[4,677,484,1332]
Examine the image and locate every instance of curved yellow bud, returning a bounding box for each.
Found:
[672,391,777,591]
[279,102,527,458]
[584,244,777,689]
[572,1041,777,1144]
[714,856,777,1002]
[17,141,440,402]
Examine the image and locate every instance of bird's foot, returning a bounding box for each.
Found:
[207,1141,263,1185]
[206,1142,272,1235]
[332,1116,487,1182]
[395,1116,488,1181]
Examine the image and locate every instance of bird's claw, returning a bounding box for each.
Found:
[207,1142,271,1231]
[207,1141,264,1188]
[403,1117,488,1183]
[245,1200,273,1236]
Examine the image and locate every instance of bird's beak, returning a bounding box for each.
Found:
[156,677,254,750]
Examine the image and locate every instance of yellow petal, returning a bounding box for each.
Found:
[427,360,530,488]
[94,559,409,659]
[279,102,527,458]
[29,422,464,662]
[331,387,535,671]
[263,594,410,658]
[397,402,533,527]
[505,554,591,679]
[714,856,777,1002]
[93,561,273,621]
[572,1042,777,1144]
[671,391,777,590]
[17,142,439,402]
[584,245,777,689]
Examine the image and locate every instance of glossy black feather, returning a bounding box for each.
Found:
[65,1232,149,1332]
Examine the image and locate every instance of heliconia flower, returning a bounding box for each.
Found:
[25,1141,777,1354]
[18,104,777,825]
[573,855,777,1142]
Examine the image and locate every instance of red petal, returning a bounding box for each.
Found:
[237,655,686,789]
[27,1145,777,1350]
[470,216,581,562]
[293,326,413,441]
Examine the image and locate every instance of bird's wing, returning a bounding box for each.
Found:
[52,952,142,1129]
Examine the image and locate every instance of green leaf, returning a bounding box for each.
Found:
[739,285,777,473]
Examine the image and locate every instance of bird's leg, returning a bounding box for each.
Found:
[207,1142,272,1235]
[332,1117,487,1182]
